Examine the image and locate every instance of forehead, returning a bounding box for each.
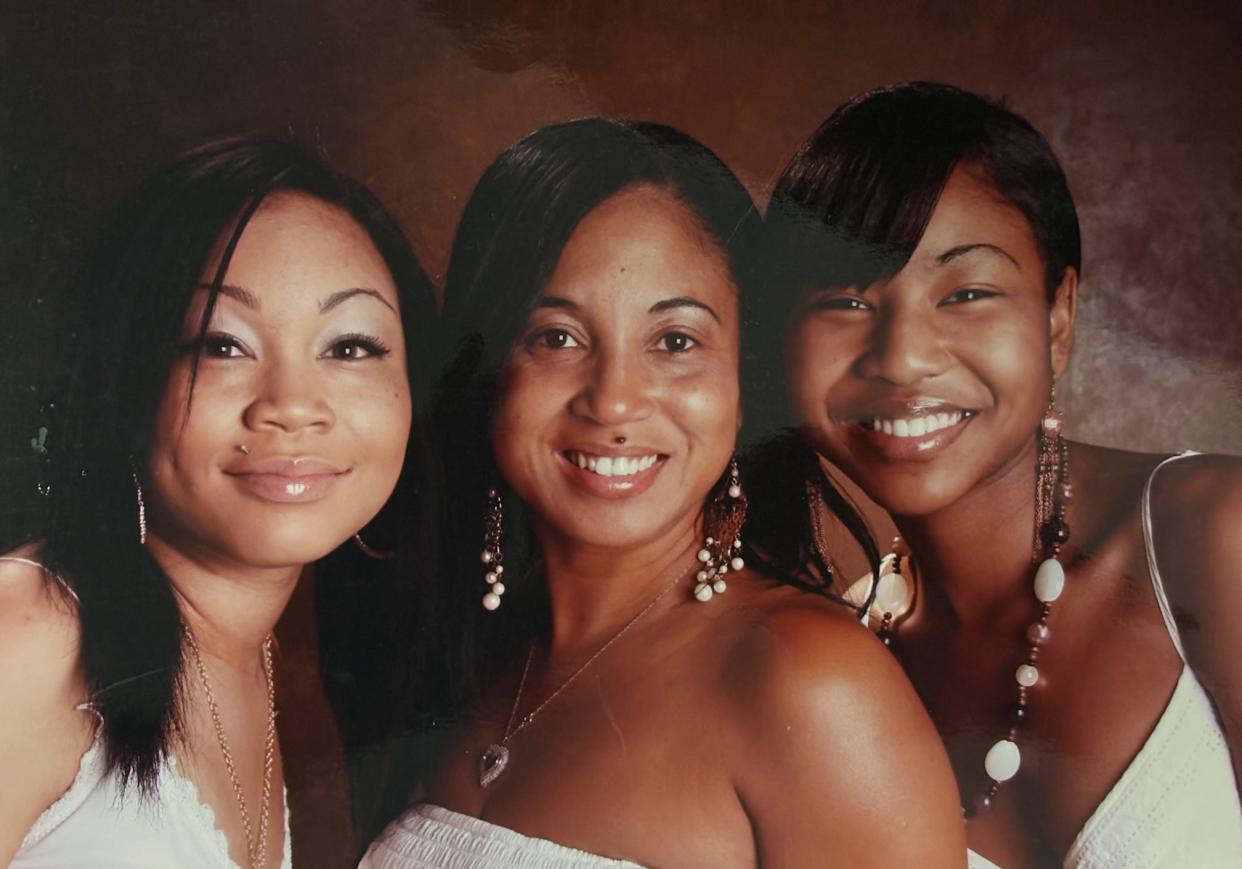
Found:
[214,192,397,302]
[542,185,737,310]
[910,166,1040,265]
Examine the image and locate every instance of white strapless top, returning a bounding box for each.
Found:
[970,452,1242,869]
[361,804,646,868]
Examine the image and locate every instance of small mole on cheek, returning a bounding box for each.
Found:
[619,267,626,274]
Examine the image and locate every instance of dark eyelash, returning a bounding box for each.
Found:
[334,332,392,356]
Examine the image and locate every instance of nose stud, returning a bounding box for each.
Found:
[237,444,250,455]
[614,436,627,445]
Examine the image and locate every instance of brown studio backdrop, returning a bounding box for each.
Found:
[2,1,1240,866]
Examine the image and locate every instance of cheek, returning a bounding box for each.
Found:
[345,375,413,461]
[785,321,851,423]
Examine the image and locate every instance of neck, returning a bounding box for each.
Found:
[534,516,700,653]
[893,435,1046,625]
[145,534,300,672]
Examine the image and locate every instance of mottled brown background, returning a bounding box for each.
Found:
[2,1,1240,865]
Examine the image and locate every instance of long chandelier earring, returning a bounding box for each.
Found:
[694,459,747,602]
[131,468,147,545]
[480,488,506,611]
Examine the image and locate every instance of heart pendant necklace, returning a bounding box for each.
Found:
[477,563,691,787]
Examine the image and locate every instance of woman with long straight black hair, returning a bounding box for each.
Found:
[2,137,437,868]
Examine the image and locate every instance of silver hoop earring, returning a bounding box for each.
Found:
[694,459,746,602]
[353,533,394,560]
[131,469,147,545]
[481,488,505,611]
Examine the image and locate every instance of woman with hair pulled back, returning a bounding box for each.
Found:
[755,82,1242,867]
[0,138,437,867]
[362,118,965,868]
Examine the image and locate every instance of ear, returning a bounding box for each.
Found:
[1048,267,1078,380]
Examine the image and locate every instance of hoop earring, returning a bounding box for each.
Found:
[353,533,394,560]
[480,488,506,611]
[131,468,147,545]
[694,459,746,602]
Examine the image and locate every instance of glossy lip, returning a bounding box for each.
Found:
[840,397,979,462]
[224,456,351,504]
[557,444,668,499]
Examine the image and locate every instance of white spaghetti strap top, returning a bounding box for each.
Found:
[3,555,293,868]
[1061,451,1242,868]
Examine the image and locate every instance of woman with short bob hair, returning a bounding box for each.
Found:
[363,117,966,868]
[2,137,437,868]
[755,81,1242,868]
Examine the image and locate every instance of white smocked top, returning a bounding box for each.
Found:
[4,557,292,869]
[971,452,1242,869]
[360,804,647,868]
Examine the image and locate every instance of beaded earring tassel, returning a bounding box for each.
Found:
[969,392,1072,818]
[480,488,506,611]
[693,460,746,602]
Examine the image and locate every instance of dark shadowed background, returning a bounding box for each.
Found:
[2,1,1240,864]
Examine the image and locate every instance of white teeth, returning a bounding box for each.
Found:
[868,411,964,438]
[567,451,660,477]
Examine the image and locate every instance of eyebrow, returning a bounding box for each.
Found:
[649,296,721,324]
[936,243,1021,270]
[534,294,721,324]
[196,283,261,309]
[319,287,399,315]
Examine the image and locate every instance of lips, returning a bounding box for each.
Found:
[558,446,667,498]
[225,456,350,504]
[844,399,978,461]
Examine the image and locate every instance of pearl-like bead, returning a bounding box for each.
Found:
[712,579,727,594]
[984,739,1021,782]
[1033,558,1065,602]
[730,556,744,571]
[495,565,504,574]
[728,484,742,498]
[697,549,711,563]
[874,569,911,614]
[481,551,494,564]
[694,583,714,602]
[492,582,506,595]
[482,592,501,611]
[1027,623,1052,646]
[696,570,709,582]
[485,571,498,584]
[1015,664,1039,687]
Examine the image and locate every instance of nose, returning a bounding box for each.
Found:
[570,347,654,427]
[856,304,951,386]
[242,358,336,435]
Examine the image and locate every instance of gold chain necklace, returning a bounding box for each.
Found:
[478,563,692,787]
[183,626,278,869]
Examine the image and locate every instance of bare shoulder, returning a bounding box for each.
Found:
[714,576,966,867]
[0,543,80,672]
[0,544,90,863]
[1145,452,1242,593]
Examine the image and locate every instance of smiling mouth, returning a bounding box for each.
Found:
[563,450,664,478]
[861,410,975,438]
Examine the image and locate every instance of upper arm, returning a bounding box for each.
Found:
[1150,455,1242,779]
[731,603,966,869]
[0,557,91,863]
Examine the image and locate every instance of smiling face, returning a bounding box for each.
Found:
[786,166,1076,518]
[492,184,741,552]
[143,191,412,570]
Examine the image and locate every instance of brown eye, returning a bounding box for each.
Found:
[199,332,246,358]
[941,288,999,305]
[324,334,391,360]
[535,329,581,350]
[658,332,696,353]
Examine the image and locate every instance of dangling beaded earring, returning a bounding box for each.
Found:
[968,386,1072,818]
[480,488,506,611]
[131,469,147,545]
[693,459,747,602]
